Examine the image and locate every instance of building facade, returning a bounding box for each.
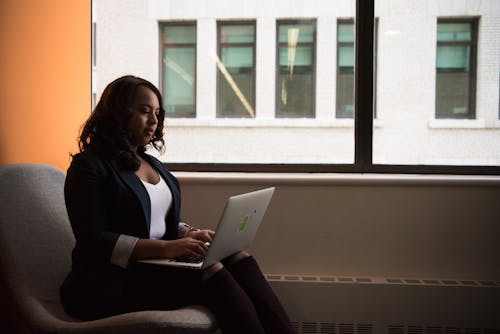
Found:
[92,0,500,166]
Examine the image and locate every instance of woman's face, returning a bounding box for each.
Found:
[125,85,160,149]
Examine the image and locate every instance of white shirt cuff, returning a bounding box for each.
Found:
[111,234,139,268]
[178,221,190,230]
[178,221,190,238]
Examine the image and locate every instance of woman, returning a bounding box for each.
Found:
[61,75,295,334]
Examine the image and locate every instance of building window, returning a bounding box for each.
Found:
[276,20,316,118]
[336,20,355,118]
[336,19,378,119]
[217,22,256,118]
[436,19,477,119]
[160,23,197,118]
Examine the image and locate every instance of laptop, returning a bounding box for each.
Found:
[138,187,275,269]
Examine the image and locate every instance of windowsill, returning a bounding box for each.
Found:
[165,118,383,128]
[428,118,486,129]
[173,171,500,187]
[166,118,353,128]
[166,117,496,129]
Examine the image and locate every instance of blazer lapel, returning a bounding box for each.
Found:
[109,159,151,235]
[143,155,180,204]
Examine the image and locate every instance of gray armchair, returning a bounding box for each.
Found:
[0,163,217,333]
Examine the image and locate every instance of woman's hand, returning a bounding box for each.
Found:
[187,229,215,243]
[163,237,209,260]
[130,237,209,262]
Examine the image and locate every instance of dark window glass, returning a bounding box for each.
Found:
[161,23,196,118]
[276,21,316,118]
[337,20,355,118]
[436,20,477,119]
[217,22,256,118]
[336,19,378,119]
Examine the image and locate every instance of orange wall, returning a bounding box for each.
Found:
[0,0,90,171]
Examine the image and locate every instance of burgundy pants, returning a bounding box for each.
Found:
[122,256,295,334]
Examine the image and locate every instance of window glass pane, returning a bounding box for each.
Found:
[94,1,355,165]
[163,25,196,43]
[220,25,255,43]
[436,71,470,117]
[278,24,314,43]
[162,24,196,118]
[278,46,312,66]
[437,23,471,42]
[338,24,355,42]
[219,70,255,117]
[437,46,469,70]
[435,21,473,119]
[277,21,315,118]
[164,47,195,115]
[94,0,499,168]
[336,70,354,117]
[337,21,355,118]
[338,46,354,67]
[221,47,253,68]
[217,23,255,118]
[278,73,313,116]
[373,2,499,166]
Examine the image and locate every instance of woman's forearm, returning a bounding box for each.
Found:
[129,238,170,261]
[129,237,208,262]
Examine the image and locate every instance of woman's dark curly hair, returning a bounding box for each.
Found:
[78,75,166,170]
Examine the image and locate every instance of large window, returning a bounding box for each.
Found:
[372,7,496,169]
[217,22,256,118]
[276,20,316,118]
[161,23,197,118]
[94,0,500,174]
[435,19,477,119]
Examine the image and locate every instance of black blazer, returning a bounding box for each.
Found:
[60,151,182,320]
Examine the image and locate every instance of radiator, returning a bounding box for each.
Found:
[266,274,500,334]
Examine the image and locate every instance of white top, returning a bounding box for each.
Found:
[110,175,173,269]
[141,176,172,239]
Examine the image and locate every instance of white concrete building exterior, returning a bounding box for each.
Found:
[92,0,500,166]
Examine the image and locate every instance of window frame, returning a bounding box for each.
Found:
[92,22,97,68]
[275,19,317,118]
[159,21,197,118]
[435,18,478,120]
[166,1,500,175]
[216,20,257,118]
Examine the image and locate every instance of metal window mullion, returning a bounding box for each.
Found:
[354,0,375,171]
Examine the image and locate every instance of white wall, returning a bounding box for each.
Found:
[176,173,500,280]
[178,173,500,330]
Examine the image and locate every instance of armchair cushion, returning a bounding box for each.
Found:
[0,163,216,333]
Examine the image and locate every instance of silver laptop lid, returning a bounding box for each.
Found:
[138,187,275,269]
[202,187,275,268]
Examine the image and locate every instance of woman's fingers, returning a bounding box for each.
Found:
[191,229,215,242]
[186,238,208,258]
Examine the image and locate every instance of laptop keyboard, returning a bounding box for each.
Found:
[175,242,210,263]
[176,256,204,264]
